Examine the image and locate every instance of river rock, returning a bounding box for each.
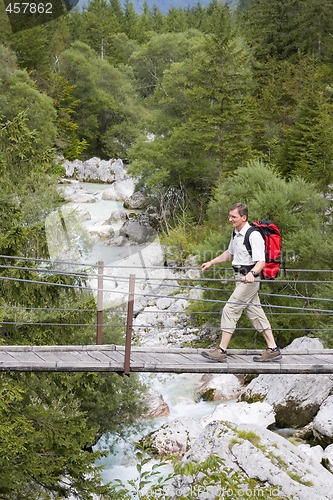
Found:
[297,444,324,462]
[119,214,158,244]
[165,421,333,499]
[87,225,115,241]
[146,390,170,418]
[200,401,275,428]
[239,337,333,428]
[148,417,202,457]
[323,444,333,473]
[101,178,134,201]
[313,395,333,446]
[106,211,128,225]
[63,157,127,183]
[197,374,242,401]
[60,182,97,203]
[123,191,149,209]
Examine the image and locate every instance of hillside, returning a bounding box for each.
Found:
[78,0,237,14]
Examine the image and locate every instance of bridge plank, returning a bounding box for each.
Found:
[1,346,333,374]
[309,354,333,365]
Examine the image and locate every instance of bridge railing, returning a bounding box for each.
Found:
[1,255,333,374]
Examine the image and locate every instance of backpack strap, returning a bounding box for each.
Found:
[233,225,261,257]
[243,226,261,257]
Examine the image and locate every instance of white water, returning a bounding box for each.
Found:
[66,182,144,265]
[95,373,222,487]
[58,184,226,486]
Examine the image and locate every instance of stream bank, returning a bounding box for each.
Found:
[59,158,333,499]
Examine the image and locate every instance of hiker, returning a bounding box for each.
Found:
[200,202,281,363]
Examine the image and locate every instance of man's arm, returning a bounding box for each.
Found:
[245,260,265,282]
[245,230,266,282]
[201,250,232,272]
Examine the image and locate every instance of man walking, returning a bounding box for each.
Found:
[201,203,281,363]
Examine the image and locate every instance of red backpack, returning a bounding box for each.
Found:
[243,220,282,280]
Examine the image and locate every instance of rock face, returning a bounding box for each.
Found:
[313,395,333,446]
[163,421,333,499]
[101,178,134,201]
[148,417,202,457]
[200,401,276,429]
[197,374,243,401]
[119,214,159,244]
[323,444,333,473]
[240,338,333,428]
[63,157,127,183]
[123,191,149,210]
[62,157,135,202]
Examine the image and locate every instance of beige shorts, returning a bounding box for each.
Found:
[221,276,271,334]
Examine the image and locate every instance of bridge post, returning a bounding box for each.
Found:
[96,260,104,345]
[124,273,136,376]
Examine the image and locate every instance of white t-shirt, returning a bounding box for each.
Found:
[227,222,265,266]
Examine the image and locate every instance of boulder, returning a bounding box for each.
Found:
[156,297,172,310]
[87,225,115,242]
[105,211,128,225]
[147,417,202,457]
[239,338,333,428]
[313,395,333,446]
[146,390,170,418]
[62,159,82,178]
[59,183,96,203]
[323,444,333,473]
[165,421,333,499]
[197,374,242,401]
[286,336,325,350]
[101,178,134,201]
[293,423,314,441]
[119,214,158,244]
[200,401,275,428]
[63,157,127,183]
[123,191,149,210]
[240,373,333,428]
[297,444,324,463]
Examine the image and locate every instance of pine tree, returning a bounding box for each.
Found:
[165,6,188,32]
[136,1,155,42]
[276,93,333,189]
[240,0,333,62]
[123,0,140,39]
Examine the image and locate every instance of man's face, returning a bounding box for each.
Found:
[228,208,247,231]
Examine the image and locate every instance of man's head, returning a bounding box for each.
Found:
[228,203,248,231]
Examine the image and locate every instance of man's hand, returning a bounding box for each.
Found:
[245,271,255,283]
[201,261,212,272]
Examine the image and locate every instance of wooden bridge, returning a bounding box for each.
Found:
[2,258,333,376]
[1,345,333,374]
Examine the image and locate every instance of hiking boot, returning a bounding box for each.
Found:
[201,347,227,363]
[253,347,282,362]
